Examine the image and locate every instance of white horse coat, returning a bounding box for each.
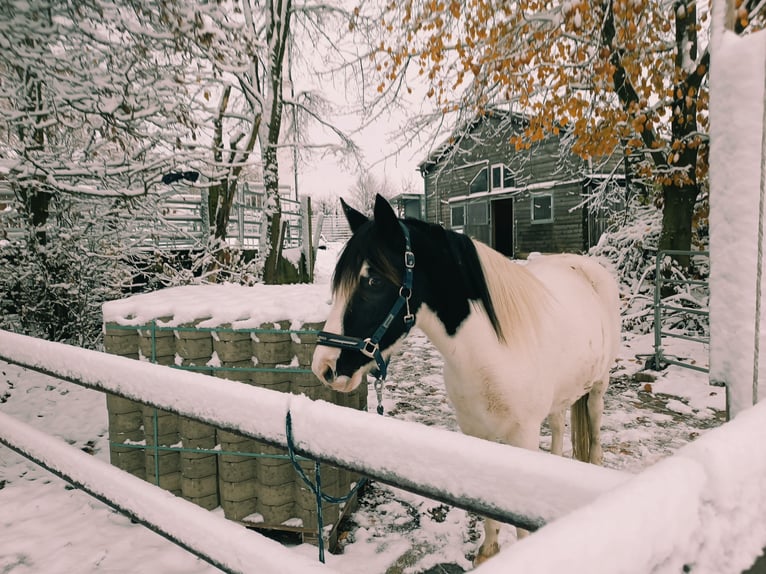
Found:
[312,195,621,565]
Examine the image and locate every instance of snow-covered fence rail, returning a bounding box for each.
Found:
[0,411,330,574]
[0,328,628,533]
[476,399,766,574]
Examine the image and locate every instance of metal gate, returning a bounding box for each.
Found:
[652,249,710,373]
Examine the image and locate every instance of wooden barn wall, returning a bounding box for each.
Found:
[513,182,585,255]
[422,115,589,255]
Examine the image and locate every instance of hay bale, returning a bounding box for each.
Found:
[103,324,139,357]
[292,321,324,367]
[137,320,175,360]
[214,329,252,363]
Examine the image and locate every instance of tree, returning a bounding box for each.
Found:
[0,1,193,234]
[349,172,395,215]
[378,0,766,263]
[0,1,203,345]
[159,0,362,283]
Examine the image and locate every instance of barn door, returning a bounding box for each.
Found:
[492,198,514,257]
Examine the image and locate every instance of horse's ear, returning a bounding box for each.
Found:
[373,194,402,241]
[340,198,368,234]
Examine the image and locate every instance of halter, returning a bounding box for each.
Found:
[316,221,416,396]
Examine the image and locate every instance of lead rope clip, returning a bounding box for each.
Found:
[374,377,384,415]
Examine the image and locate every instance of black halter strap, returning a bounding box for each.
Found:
[317,221,416,382]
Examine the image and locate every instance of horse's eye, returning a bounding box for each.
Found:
[367,276,382,288]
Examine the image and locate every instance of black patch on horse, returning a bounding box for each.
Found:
[444,230,505,343]
[330,216,506,378]
[415,223,505,343]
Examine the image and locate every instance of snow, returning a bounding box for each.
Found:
[708,27,766,416]
[0,412,330,574]
[103,283,332,329]
[475,400,766,574]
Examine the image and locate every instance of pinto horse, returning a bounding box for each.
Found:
[312,194,621,565]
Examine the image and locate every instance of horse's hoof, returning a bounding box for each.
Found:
[473,542,499,567]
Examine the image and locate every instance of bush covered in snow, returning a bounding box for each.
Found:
[591,200,709,337]
[0,195,263,349]
[0,221,127,349]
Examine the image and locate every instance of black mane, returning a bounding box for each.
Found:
[442,228,505,342]
[332,220,402,296]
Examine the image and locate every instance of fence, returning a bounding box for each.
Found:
[0,410,329,574]
[2,326,766,572]
[145,184,302,251]
[103,319,366,547]
[652,249,710,373]
[313,213,352,243]
[0,329,631,567]
[0,182,303,252]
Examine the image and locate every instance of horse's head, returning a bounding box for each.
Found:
[312,194,422,392]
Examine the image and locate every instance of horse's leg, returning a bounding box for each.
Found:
[475,518,502,566]
[548,409,566,456]
[474,424,540,566]
[586,376,609,465]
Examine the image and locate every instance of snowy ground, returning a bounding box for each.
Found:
[0,244,725,574]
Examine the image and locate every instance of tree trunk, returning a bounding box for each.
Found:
[16,182,50,246]
[658,183,700,267]
[261,140,285,284]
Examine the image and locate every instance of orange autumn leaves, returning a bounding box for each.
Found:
[378,0,711,185]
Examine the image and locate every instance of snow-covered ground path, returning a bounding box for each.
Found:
[0,324,723,574]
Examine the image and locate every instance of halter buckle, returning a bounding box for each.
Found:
[361,338,379,358]
[404,250,415,269]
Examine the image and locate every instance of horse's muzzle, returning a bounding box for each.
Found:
[312,344,368,393]
[319,365,335,386]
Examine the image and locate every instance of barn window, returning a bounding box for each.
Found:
[451,204,465,228]
[491,165,503,190]
[467,201,488,225]
[491,164,515,190]
[469,167,488,194]
[531,193,553,223]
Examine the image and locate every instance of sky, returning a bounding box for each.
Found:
[292,92,437,204]
[296,118,427,203]
[282,10,443,205]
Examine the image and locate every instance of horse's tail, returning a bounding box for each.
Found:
[571,394,592,463]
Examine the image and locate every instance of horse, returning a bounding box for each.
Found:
[311,194,621,565]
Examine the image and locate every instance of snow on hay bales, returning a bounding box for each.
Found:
[102,284,365,542]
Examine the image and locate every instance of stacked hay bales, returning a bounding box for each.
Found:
[103,290,367,545]
[138,322,182,494]
[103,327,144,480]
[175,323,218,509]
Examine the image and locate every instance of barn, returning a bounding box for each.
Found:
[417,110,627,258]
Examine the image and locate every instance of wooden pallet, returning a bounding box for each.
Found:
[239,488,360,553]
